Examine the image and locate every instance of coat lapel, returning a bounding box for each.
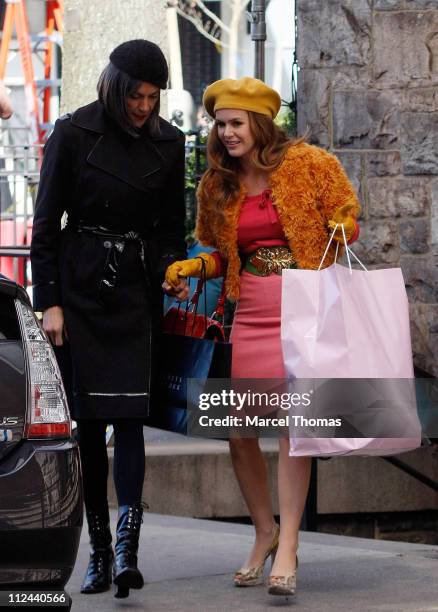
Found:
[86,130,163,193]
[71,101,179,193]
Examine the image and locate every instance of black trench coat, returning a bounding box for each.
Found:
[30,100,186,420]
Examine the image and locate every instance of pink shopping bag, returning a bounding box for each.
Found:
[281,235,421,457]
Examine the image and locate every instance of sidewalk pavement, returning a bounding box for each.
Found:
[67,511,438,612]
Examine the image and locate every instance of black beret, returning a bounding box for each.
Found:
[109,39,168,89]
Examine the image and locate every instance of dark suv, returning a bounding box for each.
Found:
[0,274,82,588]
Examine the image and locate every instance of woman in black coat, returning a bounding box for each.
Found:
[31,40,188,599]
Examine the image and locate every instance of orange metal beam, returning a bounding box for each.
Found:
[42,1,63,139]
[15,0,41,144]
[0,0,64,146]
[0,3,15,79]
[53,0,63,34]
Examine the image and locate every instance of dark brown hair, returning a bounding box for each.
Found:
[97,62,161,138]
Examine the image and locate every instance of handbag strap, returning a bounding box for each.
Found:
[211,279,226,322]
[168,299,189,335]
[192,257,227,324]
[167,258,207,336]
[167,256,227,336]
[189,257,208,335]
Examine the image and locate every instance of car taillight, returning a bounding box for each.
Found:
[15,300,71,439]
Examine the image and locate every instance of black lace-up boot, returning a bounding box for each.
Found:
[80,508,114,594]
[113,503,144,598]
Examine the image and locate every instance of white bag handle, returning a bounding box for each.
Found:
[318,223,368,273]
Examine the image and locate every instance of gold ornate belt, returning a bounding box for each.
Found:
[244,246,297,276]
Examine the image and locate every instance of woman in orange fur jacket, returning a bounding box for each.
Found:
[164,77,360,598]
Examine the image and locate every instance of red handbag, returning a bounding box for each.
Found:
[163,277,226,341]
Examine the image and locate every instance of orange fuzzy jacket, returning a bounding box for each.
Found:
[195,142,360,301]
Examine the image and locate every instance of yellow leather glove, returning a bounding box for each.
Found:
[165,253,218,289]
[328,203,356,242]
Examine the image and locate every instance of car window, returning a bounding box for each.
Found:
[0,295,21,340]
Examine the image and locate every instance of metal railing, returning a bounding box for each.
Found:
[0,139,208,288]
[0,144,41,288]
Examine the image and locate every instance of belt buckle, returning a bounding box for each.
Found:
[249,247,295,276]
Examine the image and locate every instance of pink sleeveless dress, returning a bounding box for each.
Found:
[230,190,289,379]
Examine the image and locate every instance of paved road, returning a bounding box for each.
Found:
[66,512,438,612]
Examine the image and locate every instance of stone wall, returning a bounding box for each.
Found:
[297,0,438,375]
[61,0,169,115]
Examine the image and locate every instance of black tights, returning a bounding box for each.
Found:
[76,420,145,511]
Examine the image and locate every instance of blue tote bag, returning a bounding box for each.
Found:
[154,274,232,434]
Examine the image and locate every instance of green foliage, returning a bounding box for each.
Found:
[275,104,297,137]
[184,134,207,245]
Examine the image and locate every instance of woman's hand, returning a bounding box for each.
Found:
[42,306,67,346]
[162,279,190,302]
[328,203,357,242]
[165,253,218,288]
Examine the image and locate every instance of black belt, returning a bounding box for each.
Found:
[70,224,152,302]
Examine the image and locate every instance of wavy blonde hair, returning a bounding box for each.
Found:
[197,111,306,210]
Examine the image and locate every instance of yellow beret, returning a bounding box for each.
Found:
[203,77,281,119]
